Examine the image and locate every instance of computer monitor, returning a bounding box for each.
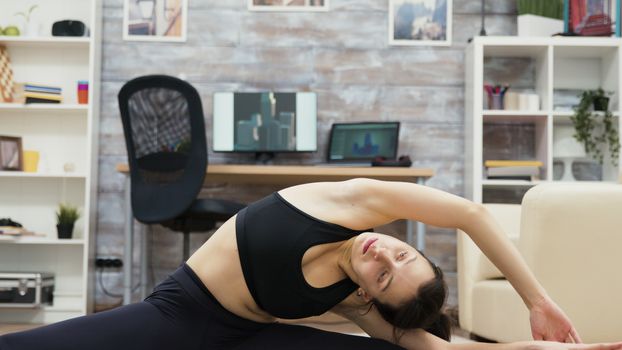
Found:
[212,92,317,156]
[327,122,400,163]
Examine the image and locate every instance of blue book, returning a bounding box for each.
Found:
[24,84,62,93]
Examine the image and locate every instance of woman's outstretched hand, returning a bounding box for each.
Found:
[529,296,582,343]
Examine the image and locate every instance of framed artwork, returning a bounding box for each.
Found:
[123,0,188,42]
[0,136,23,171]
[248,0,329,12]
[389,0,452,46]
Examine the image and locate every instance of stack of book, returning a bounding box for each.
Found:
[23,83,63,104]
[485,160,543,181]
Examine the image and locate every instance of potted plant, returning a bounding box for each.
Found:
[570,88,620,166]
[56,203,80,239]
[517,0,564,37]
[15,5,39,37]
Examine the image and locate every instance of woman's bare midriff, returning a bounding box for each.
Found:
[186,215,277,324]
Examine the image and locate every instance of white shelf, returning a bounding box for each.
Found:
[466,36,622,204]
[483,110,548,116]
[0,237,85,245]
[0,0,100,325]
[0,36,90,49]
[0,103,88,112]
[0,171,86,179]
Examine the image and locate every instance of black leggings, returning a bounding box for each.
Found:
[0,264,404,350]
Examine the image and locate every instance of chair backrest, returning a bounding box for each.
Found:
[118,75,207,223]
[520,182,622,343]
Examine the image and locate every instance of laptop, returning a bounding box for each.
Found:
[324,122,400,166]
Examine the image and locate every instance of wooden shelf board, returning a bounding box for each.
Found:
[0,103,88,112]
[0,172,86,179]
[0,36,90,48]
[0,237,85,245]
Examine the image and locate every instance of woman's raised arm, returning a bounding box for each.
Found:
[342,178,577,342]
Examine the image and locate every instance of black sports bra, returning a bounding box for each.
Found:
[236,192,368,319]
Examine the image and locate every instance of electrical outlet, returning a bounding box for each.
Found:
[95,258,123,268]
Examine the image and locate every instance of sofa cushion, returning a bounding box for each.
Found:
[471,279,531,342]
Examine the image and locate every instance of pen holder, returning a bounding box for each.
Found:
[489,93,504,110]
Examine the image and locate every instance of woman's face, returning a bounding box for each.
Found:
[349,232,435,307]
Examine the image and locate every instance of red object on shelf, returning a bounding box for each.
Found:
[569,0,614,36]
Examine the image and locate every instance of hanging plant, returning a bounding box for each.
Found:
[570,88,620,166]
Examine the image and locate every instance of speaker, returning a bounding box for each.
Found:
[52,20,89,37]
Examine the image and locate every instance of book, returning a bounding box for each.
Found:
[24,91,63,101]
[484,160,544,168]
[25,86,62,95]
[486,165,540,177]
[25,83,62,92]
[25,97,61,104]
[487,175,535,181]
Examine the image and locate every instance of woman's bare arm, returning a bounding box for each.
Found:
[341,179,550,329]
[332,301,621,350]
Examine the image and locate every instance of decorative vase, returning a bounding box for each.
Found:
[56,223,74,239]
[594,96,609,111]
[517,14,563,37]
[24,21,39,37]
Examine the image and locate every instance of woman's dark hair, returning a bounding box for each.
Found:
[372,253,451,342]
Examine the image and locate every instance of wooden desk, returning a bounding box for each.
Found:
[116,164,434,304]
[115,164,433,185]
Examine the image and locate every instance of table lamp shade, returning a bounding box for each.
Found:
[553,125,586,158]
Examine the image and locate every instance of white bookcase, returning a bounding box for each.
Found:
[465,36,622,204]
[0,0,101,323]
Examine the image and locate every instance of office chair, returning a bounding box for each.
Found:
[118,75,245,261]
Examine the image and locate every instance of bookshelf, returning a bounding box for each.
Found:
[0,0,101,324]
[465,36,622,204]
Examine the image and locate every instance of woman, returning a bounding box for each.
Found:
[1,179,621,350]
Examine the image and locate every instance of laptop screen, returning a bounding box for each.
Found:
[327,122,400,163]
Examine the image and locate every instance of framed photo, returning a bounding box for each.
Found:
[123,0,188,42]
[0,136,23,171]
[248,0,329,12]
[389,0,452,46]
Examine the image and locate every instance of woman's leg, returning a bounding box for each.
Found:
[234,322,406,350]
[0,301,192,350]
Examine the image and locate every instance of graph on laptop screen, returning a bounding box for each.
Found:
[212,92,317,153]
[327,122,400,163]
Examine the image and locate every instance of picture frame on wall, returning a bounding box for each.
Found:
[389,0,452,46]
[123,0,188,42]
[248,0,329,12]
[0,136,23,171]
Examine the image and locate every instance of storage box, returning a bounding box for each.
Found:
[0,272,54,308]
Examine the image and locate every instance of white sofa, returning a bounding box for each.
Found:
[457,182,622,343]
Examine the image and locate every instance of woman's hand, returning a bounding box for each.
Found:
[529,296,582,343]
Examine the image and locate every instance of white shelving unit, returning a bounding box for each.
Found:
[0,0,101,324]
[465,36,622,204]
